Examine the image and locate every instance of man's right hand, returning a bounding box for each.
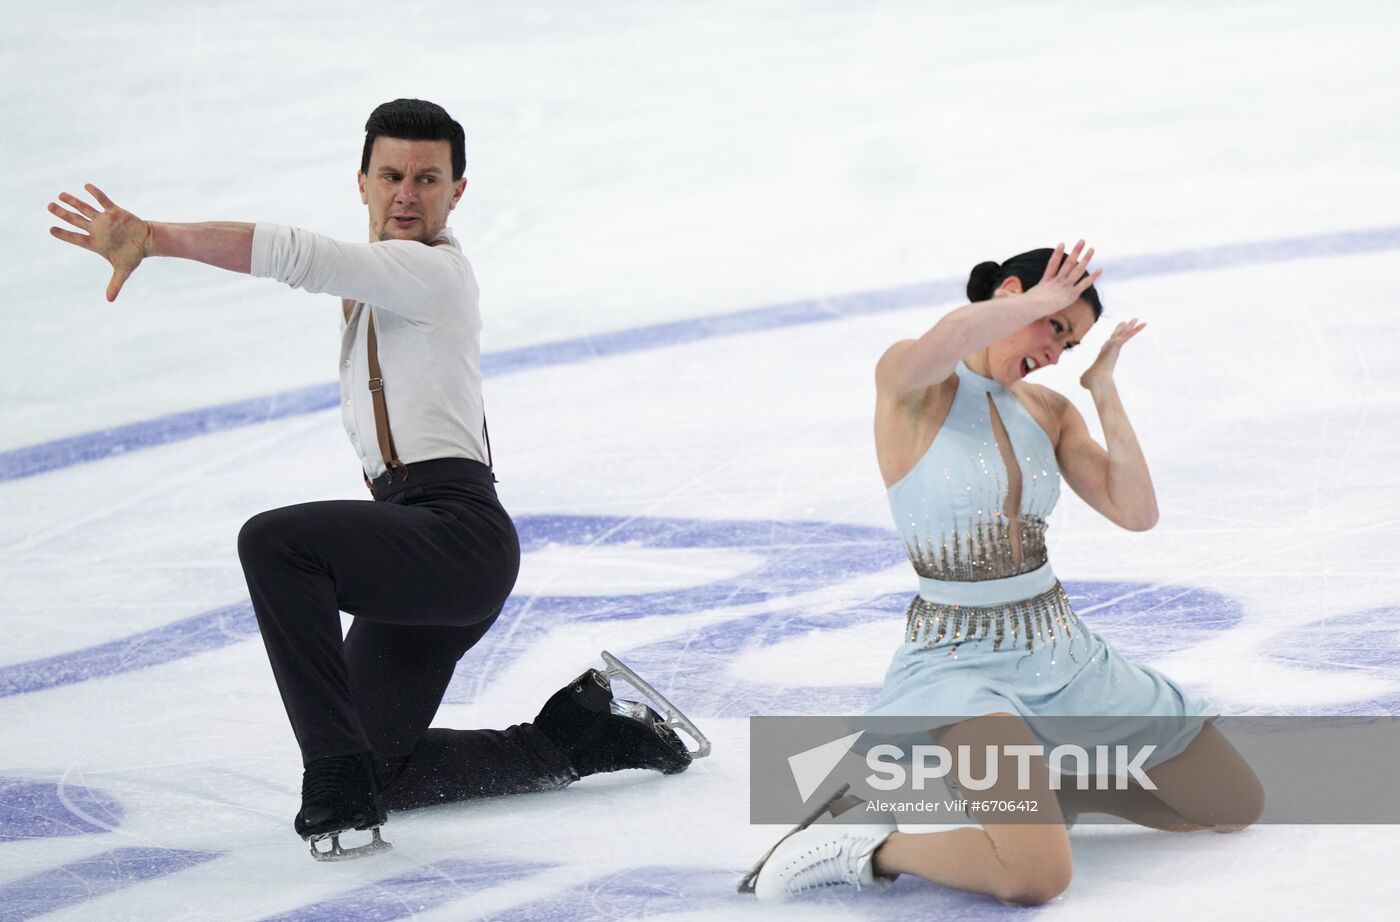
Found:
[48,183,151,302]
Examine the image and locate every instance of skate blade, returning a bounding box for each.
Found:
[308,826,393,862]
[600,650,712,759]
[737,783,850,894]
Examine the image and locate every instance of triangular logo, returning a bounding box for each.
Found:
[787,730,865,802]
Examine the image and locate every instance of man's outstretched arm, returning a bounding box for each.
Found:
[49,184,467,321]
[48,183,253,302]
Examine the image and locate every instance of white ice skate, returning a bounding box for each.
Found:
[739,784,898,902]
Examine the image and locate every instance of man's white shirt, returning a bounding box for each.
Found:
[251,223,488,479]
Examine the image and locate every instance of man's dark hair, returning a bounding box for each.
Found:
[360,99,466,180]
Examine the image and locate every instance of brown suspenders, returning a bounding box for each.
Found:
[341,297,495,489]
[343,299,406,485]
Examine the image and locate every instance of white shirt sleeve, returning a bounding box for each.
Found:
[250,223,470,324]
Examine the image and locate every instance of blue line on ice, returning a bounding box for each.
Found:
[0,514,904,699]
[258,858,544,922]
[0,847,220,922]
[2,224,1397,484]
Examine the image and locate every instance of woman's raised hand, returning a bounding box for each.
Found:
[1035,240,1102,311]
[48,184,152,302]
[1080,318,1147,390]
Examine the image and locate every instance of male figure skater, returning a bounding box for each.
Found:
[48,98,707,860]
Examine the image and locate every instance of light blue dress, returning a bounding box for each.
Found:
[866,361,1211,767]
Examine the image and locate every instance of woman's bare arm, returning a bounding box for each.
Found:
[875,241,1100,403]
[1054,319,1159,531]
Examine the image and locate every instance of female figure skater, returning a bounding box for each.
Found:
[745,242,1262,905]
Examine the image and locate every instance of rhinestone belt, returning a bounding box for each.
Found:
[904,581,1081,655]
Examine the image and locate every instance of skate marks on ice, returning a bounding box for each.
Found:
[0,779,215,922]
[0,601,256,700]
[0,847,219,922]
[0,777,124,842]
[257,858,541,922]
[467,865,1033,922]
[4,224,1399,485]
[17,502,1396,718]
[6,505,1393,920]
[0,514,901,701]
[1266,605,1400,714]
[260,863,1029,922]
[0,511,1260,712]
[0,510,1264,921]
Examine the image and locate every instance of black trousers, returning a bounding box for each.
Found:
[237,458,574,812]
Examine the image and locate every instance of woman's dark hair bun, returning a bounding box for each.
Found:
[966,261,1002,302]
[968,248,1104,319]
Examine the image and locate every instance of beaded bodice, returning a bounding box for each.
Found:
[887,361,1060,585]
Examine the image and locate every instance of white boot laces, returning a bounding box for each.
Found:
[783,832,880,895]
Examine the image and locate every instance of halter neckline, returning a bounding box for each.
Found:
[955,360,1005,394]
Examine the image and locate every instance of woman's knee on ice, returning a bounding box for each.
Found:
[1205,774,1263,832]
[981,823,1073,906]
[993,856,1072,906]
[1149,723,1264,830]
[1158,776,1263,830]
[1216,770,1264,830]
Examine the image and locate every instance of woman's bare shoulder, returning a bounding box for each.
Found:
[875,372,961,486]
[1014,380,1069,408]
[1010,381,1071,441]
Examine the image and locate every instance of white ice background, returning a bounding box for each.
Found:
[2,0,1399,919]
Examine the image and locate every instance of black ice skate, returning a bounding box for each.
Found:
[294,752,392,861]
[535,650,711,778]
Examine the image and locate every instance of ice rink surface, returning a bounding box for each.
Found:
[3,0,1399,918]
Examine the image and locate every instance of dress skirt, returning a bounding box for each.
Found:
[865,562,1214,771]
